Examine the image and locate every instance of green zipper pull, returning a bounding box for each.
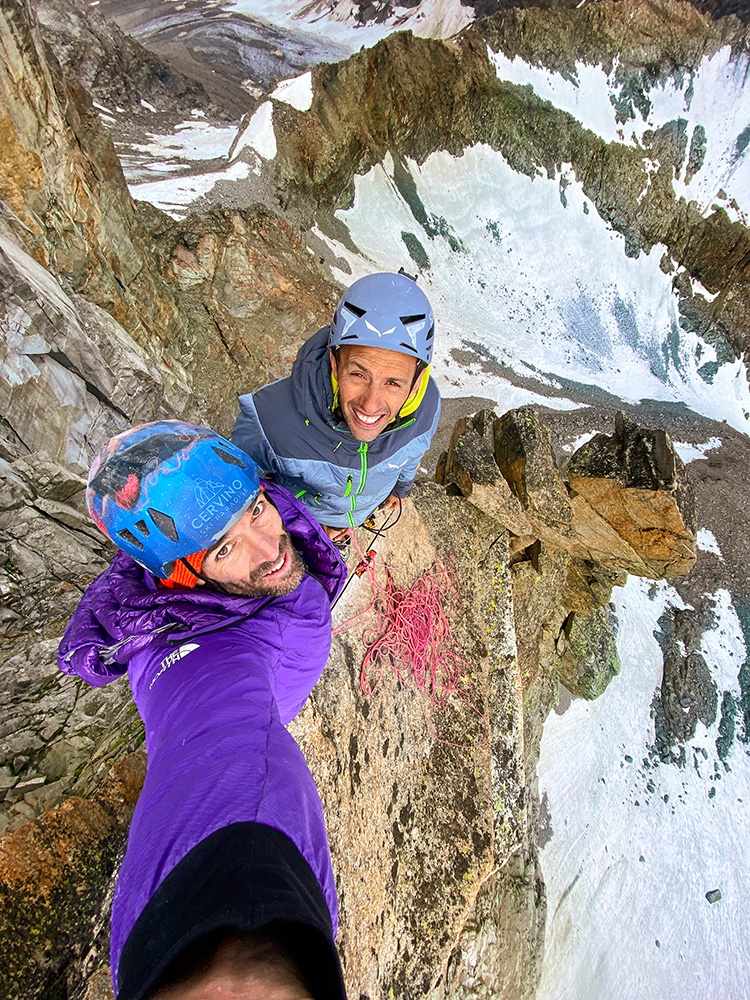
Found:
[344,474,353,497]
[356,442,368,494]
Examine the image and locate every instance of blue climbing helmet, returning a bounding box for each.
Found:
[86,420,260,578]
[328,270,435,365]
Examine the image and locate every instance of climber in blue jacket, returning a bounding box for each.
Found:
[232,270,441,541]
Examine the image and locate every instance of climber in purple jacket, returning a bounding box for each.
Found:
[57,420,348,1000]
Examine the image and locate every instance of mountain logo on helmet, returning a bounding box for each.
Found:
[86,421,260,578]
[194,478,227,508]
[190,478,249,530]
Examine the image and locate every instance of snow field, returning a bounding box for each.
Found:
[129,161,253,218]
[489,45,750,219]
[673,437,722,463]
[231,101,277,161]
[271,71,313,111]
[325,146,750,429]
[228,0,472,50]
[537,577,750,1000]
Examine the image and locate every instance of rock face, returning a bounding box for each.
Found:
[294,485,526,998]
[441,407,696,584]
[438,406,695,703]
[31,0,220,119]
[0,752,145,1000]
[0,0,339,433]
[0,232,193,470]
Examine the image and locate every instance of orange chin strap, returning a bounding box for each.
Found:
[159,549,208,589]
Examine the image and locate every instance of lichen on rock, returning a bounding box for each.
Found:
[555,606,621,701]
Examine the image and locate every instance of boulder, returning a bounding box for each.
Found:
[554,607,621,701]
[567,411,696,578]
[436,410,532,536]
[651,602,719,762]
[493,407,575,544]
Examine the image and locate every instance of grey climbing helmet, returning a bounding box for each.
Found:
[328,270,435,365]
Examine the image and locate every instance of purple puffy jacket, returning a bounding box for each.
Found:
[57,483,347,992]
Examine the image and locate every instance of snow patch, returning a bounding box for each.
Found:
[231,0,472,50]
[696,528,723,560]
[271,71,313,112]
[488,44,750,219]
[673,437,722,463]
[561,431,599,454]
[332,146,750,430]
[128,161,252,219]
[231,102,276,161]
[488,48,624,144]
[130,119,237,167]
[538,576,750,1000]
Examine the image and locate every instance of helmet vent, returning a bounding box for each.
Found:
[135,519,150,536]
[343,301,366,318]
[118,528,144,550]
[148,508,179,542]
[425,323,434,341]
[400,314,426,325]
[212,446,246,468]
[399,342,419,354]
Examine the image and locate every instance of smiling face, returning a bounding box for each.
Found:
[200,490,305,597]
[330,345,418,443]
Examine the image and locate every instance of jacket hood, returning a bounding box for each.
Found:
[290,327,338,433]
[58,482,346,686]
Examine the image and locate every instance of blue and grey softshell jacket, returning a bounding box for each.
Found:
[232,328,441,528]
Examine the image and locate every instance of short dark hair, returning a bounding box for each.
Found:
[146,923,314,998]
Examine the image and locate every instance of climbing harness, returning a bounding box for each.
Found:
[331,498,401,609]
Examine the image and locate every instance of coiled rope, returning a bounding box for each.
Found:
[333,532,487,748]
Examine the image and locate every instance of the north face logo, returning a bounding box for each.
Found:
[150,642,200,689]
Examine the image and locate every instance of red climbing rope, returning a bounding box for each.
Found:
[333,534,487,748]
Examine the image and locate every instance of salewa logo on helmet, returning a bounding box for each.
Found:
[150,642,200,689]
[365,320,396,337]
[191,478,246,530]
